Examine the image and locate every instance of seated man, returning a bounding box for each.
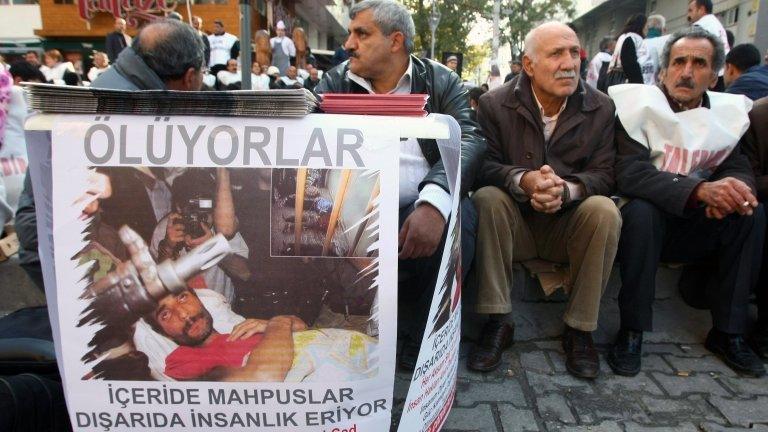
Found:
[216,58,241,89]
[314,0,485,370]
[470,22,620,379]
[135,288,377,382]
[741,96,768,359]
[608,28,765,377]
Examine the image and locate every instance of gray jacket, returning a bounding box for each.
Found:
[91,48,167,91]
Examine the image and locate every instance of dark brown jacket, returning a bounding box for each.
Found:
[615,90,755,216]
[742,96,768,201]
[476,72,616,200]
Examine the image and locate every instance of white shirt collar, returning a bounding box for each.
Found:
[347,57,413,94]
[531,84,567,120]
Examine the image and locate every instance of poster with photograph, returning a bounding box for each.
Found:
[50,114,399,431]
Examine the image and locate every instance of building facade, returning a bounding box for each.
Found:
[572,0,768,64]
[1,0,348,74]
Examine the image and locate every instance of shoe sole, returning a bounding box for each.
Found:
[705,341,767,378]
[466,340,514,373]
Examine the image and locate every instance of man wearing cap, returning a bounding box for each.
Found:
[445,55,458,72]
[208,19,239,76]
[270,21,296,75]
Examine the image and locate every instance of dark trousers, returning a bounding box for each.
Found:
[618,199,765,334]
[397,198,477,341]
[757,205,768,325]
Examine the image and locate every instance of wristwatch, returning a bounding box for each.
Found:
[561,183,571,204]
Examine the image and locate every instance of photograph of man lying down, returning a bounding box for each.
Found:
[73,166,380,382]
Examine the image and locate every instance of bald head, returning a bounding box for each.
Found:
[524,22,578,61]
[133,20,205,88]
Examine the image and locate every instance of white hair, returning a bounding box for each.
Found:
[523,21,576,61]
[647,14,666,31]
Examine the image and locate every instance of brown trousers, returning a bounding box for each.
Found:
[471,186,621,331]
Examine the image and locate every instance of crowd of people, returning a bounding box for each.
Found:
[1,0,768,392]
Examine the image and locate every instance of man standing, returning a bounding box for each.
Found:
[314,0,485,370]
[742,96,768,360]
[207,19,239,76]
[504,60,522,83]
[105,18,132,63]
[191,16,211,70]
[608,28,765,377]
[641,14,669,85]
[687,0,729,90]
[270,20,296,75]
[724,43,768,101]
[469,22,620,379]
[586,36,615,88]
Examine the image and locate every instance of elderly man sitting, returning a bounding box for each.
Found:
[469,22,620,379]
[608,28,765,377]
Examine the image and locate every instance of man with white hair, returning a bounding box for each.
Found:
[105,18,132,63]
[270,20,296,75]
[641,14,670,85]
[469,21,620,379]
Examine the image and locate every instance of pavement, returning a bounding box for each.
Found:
[2,258,767,432]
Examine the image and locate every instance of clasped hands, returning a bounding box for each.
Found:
[519,165,566,214]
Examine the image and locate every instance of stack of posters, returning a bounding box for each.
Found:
[24,83,318,117]
[319,94,428,116]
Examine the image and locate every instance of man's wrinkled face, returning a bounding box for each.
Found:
[226,59,238,72]
[523,27,581,99]
[661,37,717,105]
[687,1,705,23]
[344,9,398,79]
[154,290,213,346]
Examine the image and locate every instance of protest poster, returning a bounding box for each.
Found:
[397,116,462,432]
[47,114,400,431]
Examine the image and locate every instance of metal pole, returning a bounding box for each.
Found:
[430,29,436,59]
[240,0,252,89]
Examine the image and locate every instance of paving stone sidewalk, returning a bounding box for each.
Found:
[389,266,768,432]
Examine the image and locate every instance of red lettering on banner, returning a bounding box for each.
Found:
[77,0,177,24]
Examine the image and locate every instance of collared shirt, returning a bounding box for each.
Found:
[347,58,451,221]
[512,85,582,201]
[531,85,568,142]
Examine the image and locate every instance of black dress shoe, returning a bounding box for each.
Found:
[399,339,420,372]
[749,322,768,360]
[705,328,766,377]
[562,326,599,379]
[467,320,514,372]
[607,328,643,376]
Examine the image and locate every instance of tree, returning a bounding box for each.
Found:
[500,0,575,58]
[401,0,486,59]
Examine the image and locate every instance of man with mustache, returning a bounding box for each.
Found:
[314,0,485,371]
[469,22,620,379]
[608,28,765,377]
[144,288,305,381]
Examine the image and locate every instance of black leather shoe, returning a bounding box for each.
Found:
[607,328,643,376]
[562,326,599,379]
[748,322,768,361]
[705,328,766,377]
[467,320,514,372]
[399,339,420,372]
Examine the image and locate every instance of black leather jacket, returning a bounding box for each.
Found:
[314,55,486,196]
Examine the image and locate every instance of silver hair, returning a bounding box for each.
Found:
[350,0,415,53]
[647,14,666,31]
[133,20,205,81]
[660,27,725,73]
